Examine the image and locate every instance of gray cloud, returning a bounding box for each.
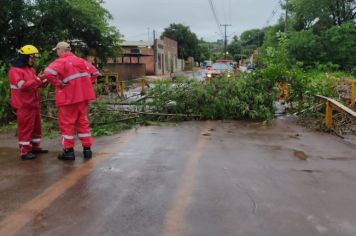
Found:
[103,0,283,42]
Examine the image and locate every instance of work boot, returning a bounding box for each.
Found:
[58,148,75,161]
[32,148,49,154]
[21,152,36,160]
[83,147,92,159]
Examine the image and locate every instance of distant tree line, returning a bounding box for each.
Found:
[227,0,355,73]
[161,23,220,64]
[161,23,200,61]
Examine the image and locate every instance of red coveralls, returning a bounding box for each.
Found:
[44,52,100,150]
[8,67,45,156]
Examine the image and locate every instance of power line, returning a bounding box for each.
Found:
[221,0,228,25]
[228,0,232,24]
[228,32,237,37]
[285,0,289,31]
[202,33,226,42]
[208,0,223,36]
[264,0,282,28]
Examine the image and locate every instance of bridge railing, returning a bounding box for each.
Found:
[98,73,149,96]
[346,80,356,107]
[316,95,356,129]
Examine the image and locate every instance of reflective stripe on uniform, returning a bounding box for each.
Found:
[62,135,75,140]
[78,133,91,138]
[10,80,25,90]
[31,138,41,143]
[92,71,101,76]
[62,72,90,84]
[19,141,31,145]
[45,68,58,75]
[17,80,24,88]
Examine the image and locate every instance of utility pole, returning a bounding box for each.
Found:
[285,0,288,32]
[153,29,157,75]
[220,24,231,59]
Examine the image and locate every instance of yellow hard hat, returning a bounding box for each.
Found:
[18,45,39,55]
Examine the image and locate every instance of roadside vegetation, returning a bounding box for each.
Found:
[0,0,355,137]
[254,0,356,135]
[253,30,355,135]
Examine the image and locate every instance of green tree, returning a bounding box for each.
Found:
[227,36,243,61]
[240,29,264,48]
[0,0,122,62]
[0,62,11,123]
[285,29,323,67]
[228,29,265,62]
[0,0,29,60]
[288,0,356,31]
[161,23,200,60]
[196,41,211,63]
[322,21,356,72]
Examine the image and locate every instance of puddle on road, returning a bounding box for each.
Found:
[254,143,310,161]
[294,169,323,173]
[288,133,301,139]
[99,166,123,173]
[317,156,356,161]
[0,147,19,160]
[245,122,266,129]
[293,150,308,161]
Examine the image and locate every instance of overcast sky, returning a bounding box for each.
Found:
[103,0,283,42]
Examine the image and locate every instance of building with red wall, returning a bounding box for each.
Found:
[104,37,184,80]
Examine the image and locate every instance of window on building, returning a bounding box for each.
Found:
[131,48,140,54]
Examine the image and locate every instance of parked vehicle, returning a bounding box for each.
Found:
[247,63,256,70]
[205,63,234,80]
[201,60,212,69]
[215,59,236,69]
[216,59,233,64]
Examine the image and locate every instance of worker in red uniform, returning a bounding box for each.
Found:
[43,42,100,161]
[8,45,48,160]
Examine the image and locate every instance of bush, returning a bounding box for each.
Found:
[286,30,323,68]
[142,75,276,121]
[0,62,12,123]
[322,21,356,73]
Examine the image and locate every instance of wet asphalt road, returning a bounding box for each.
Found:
[0,119,356,236]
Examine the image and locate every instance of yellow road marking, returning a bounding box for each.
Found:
[0,129,136,236]
[162,121,215,236]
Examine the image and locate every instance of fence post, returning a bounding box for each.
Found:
[120,81,124,97]
[105,75,109,93]
[115,73,120,94]
[140,79,145,95]
[325,101,333,129]
[351,81,356,107]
